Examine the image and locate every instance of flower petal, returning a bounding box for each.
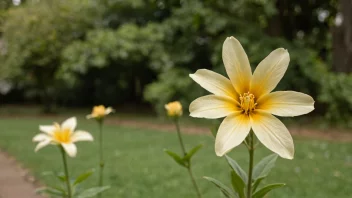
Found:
[257,91,315,117]
[34,139,51,152]
[72,131,94,142]
[33,134,51,142]
[39,125,56,135]
[62,143,77,157]
[189,69,237,98]
[250,48,290,99]
[105,107,114,115]
[189,95,240,119]
[61,117,77,131]
[250,111,294,159]
[222,36,252,94]
[215,113,251,156]
[86,114,95,119]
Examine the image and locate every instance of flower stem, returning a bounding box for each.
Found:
[174,118,202,198]
[98,119,104,198]
[60,145,72,198]
[247,131,255,198]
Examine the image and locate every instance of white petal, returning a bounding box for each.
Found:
[250,111,294,159]
[35,139,51,152]
[215,113,251,156]
[250,48,290,98]
[39,125,56,135]
[61,117,77,131]
[105,107,114,115]
[189,95,240,119]
[222,36,252,94]
[33,134,51,142]
[86,114,94,119]
[72,131,94,142]
[257,91,315,117]
[189,69,237,98]
[62,143,77,157]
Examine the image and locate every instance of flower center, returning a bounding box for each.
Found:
[239,92,257,114]
[93,105,106,117]
[53,124,72,143]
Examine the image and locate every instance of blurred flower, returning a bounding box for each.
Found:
[33,117,93,157]
[165,101,183,117]
[189,36,314,159]
[86,105,114,120]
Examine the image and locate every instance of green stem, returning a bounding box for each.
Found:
[98,120,104,198]
[187,166,202,198]
[247,131,254,198]
[174,119,186,155]
[60,146,72,198]
[174,118,202,198]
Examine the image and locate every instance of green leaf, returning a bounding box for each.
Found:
[225,155,248,183]
[230,171,245,198]
[73,169,95,186]
[253,154,278,180]
[183,144,203,161]
[252,183,286,198]
[164,149,186,167]
[203,176,238,198]
[76,186,111,198]
[36,187,65,197]
[252,177,265,192]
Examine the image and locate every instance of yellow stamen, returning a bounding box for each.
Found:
[239,92,257,114]
[53,124,72,143]
[92,105,106,117]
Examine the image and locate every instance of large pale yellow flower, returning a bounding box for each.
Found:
[86,105,114,119]
[33,117,93,157]
[189,36,314,159]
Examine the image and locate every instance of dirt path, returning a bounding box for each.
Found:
[0,151,43,198]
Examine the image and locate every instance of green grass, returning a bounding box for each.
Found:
[0,117,351,198]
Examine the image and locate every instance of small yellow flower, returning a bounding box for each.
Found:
[86,105,114,119]
[189,36,314,159]
[165,101,183,117]
[33,117,93,157]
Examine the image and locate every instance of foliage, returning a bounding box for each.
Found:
[0,0,99,111]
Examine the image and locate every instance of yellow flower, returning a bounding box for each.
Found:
[165,101,183,117]
[86,105,114,119]
[33,117,93,157]
[189,36,314,159]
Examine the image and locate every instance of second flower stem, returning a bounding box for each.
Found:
[98,120,104,198]
[247,131,255,198]
[174,119,202,198]
[60,145,72,198]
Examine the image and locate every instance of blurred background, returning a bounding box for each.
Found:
[0,0,351,127]
[0,1,351,198]
[0,0,352,124]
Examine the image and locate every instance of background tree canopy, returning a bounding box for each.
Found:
[0,0,351,125]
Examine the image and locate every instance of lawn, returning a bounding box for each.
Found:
[0,117,351,198]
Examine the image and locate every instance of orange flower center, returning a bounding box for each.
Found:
[92,105,106,117]
[239,92,257,115]
[53,124,72,143]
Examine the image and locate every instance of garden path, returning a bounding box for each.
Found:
[0,150,43,198]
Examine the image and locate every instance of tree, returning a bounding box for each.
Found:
[0,0,99,112]
[332,0,352,73]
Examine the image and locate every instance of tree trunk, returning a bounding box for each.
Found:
[332,0,352,73]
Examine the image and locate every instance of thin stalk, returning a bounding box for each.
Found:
[247,131,255,198]
[98,119,104,198]
[174,118,202,198]
[60,146,72,198]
